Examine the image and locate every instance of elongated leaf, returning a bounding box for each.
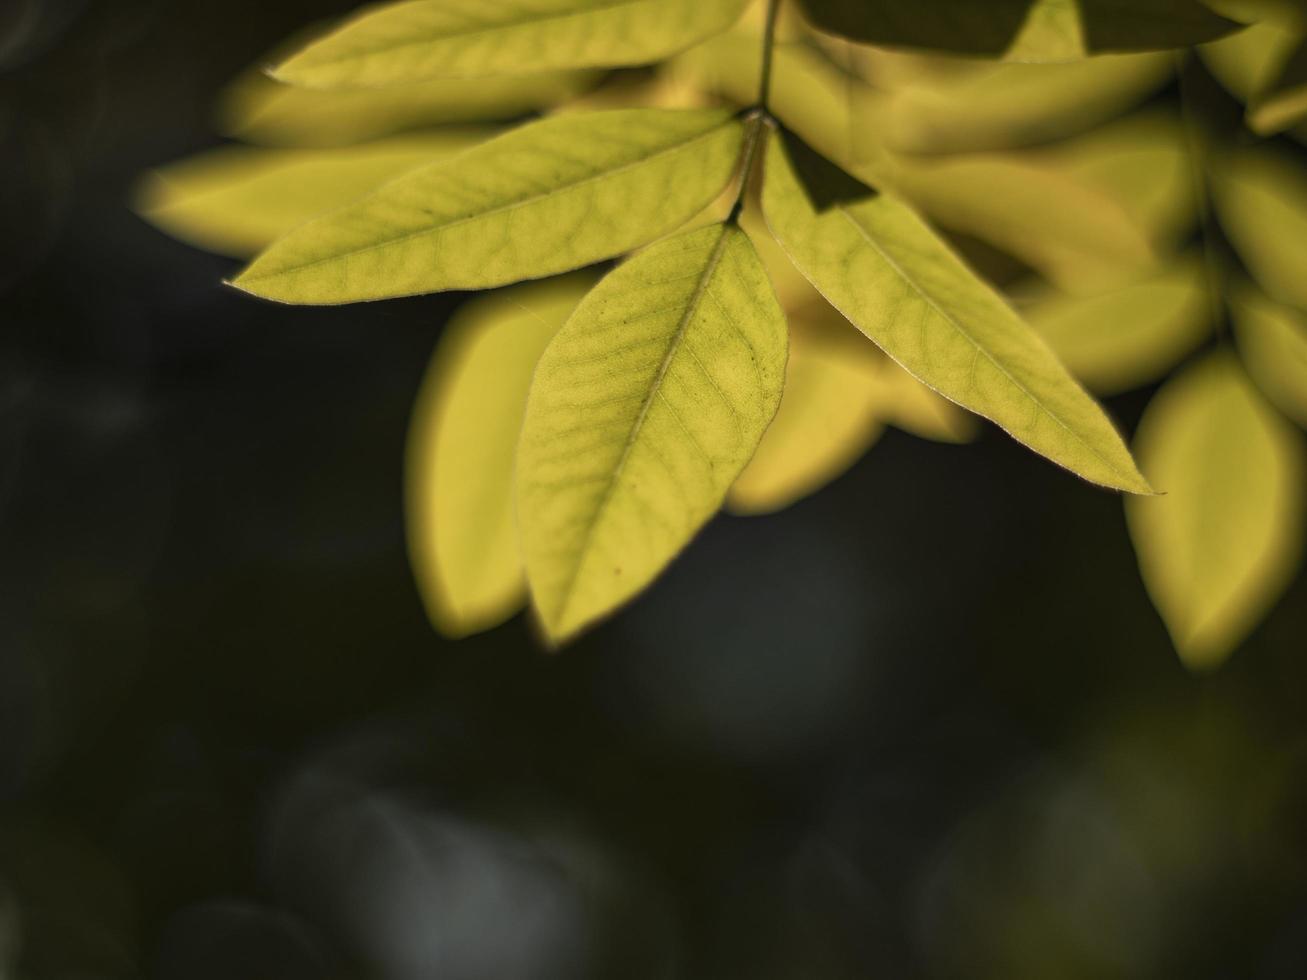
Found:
[729,333,883,515]
[232,108,744,305]
[1232,286,1307,427]
[518,223,787,641]
[1127,353,1305,669]
[1024,259,1213,395]
[136,131,490,258]
[1213,147,1307,312]
[879,358,979,442]
[272,0,752,89]
[1200,14,1302,104]
[798,0,1238,61]
[1250,38,1307,132]
[407,275,592,637]
[762,129,1150,493]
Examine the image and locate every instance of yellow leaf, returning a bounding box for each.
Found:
[232,108,744,304]
[1127,353,1306,669]
[135,131,490,258]
[1249,39,1307,133]
[879,359,979,443]
[517,223,787,642]
[1232,285,1307,427]
[762,128,1151,493]
[271,0,752,89]
[1200,14,1302,104]
[406,275,593,637]
[1213,146,1307,312]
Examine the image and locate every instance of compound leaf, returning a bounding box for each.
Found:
[272,0,752,89]
[406,274,593,637]
[762,129,1151,493]
[1127,353,1306,669]
[232,108,744,304]
[518,223,787,642]
[1232,285,1307,427]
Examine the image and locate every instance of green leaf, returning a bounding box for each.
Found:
[797,0,1239,61]
[1127,353,1306,669]
[271,0,752,89]
[879,358,980,443]
[1213,146,1307,312]
[135,131,490,258]
[406,274,593,637]
[1023,258,1214,395]
[517,223,787,641]
[1200,10,1302,105]
[232,108,744,305]
[762,128,1151,493]
[1232,285,1307,427]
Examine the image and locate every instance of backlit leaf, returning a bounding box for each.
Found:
[232,108,744,304]
[1232,285,1307,427]
[1023,259,1213,395]
[762,129,1151,493]
[1213,146,1307,312]
[272,0,752,89]
[406,275,593,637]
[135,131,490,257]
[517,223,787,641]
[1127,353,1306,669]
[879,358,979,443]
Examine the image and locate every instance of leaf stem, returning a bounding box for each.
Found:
[726,0,782,224]
[758,0,782,110]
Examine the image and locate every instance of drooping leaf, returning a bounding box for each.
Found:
[517,223,787,641]
[406,274,593,637]
[1023,258,1214,395]
[797,0,1239,62]
[1127,353,1306,669]
[728,331,884,515]
[762,128,1151,493]
[1231,285,1307,427]
[232,108,744,305]
[135,131,490,258]
[1213,146,1307,312]
[271,0,752,89]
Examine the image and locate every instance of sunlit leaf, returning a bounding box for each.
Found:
[1023,258,1214,395]
[1127,353,1306,669]
[879,358,980,443]
[135,131,490,258]
[762,128,1151,493]
[517,223,787,641]
[882,53,1172,154]
[797,0,1239,61]
[406,274,592,637]
[232,108,744,304]
[221,65,599,147]
[728,331,883,515]
[1213,146,1307,312]
[271,0,752,89]
[1232,285,1307,427]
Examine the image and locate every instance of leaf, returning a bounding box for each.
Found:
[517,223,787,641]
[1249,37,1307,133]
[1023,258,1214,395]
[797,0,1239,61]
[879,358,979,443]
[135,131,491,258]
[762,128,1151,493]
[1232,285,1307,427]
[232,108,745,305]
[1213,146,1307,312]
[1127,353,1306,669]
[220,65,599,147]
[728,331,884,515]
[406,274,593,637]
[271,0,752,89]
[1200,13,1302,105]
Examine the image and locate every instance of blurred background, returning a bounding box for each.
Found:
[4,0,1307,977]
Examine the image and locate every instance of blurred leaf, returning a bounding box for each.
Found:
[135,131,490,258]
[220,66,599,147]
[796,0,1239,61]
[1201,8,1303,102]
[406,275,592,637]
[882,53,1172,155]
[1232,285,1307,427]
[517,223,786,641]
[271,0,752,89]
[728,331,884,515]
[1024,258,1213,395]
[1128,353,1305,669]
[1213,146,1307,312]
[1249,37,1307,132]
[232,108,744,304]
[762,129,1151,493]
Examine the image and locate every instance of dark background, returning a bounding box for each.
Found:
[3,1,1307,977]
